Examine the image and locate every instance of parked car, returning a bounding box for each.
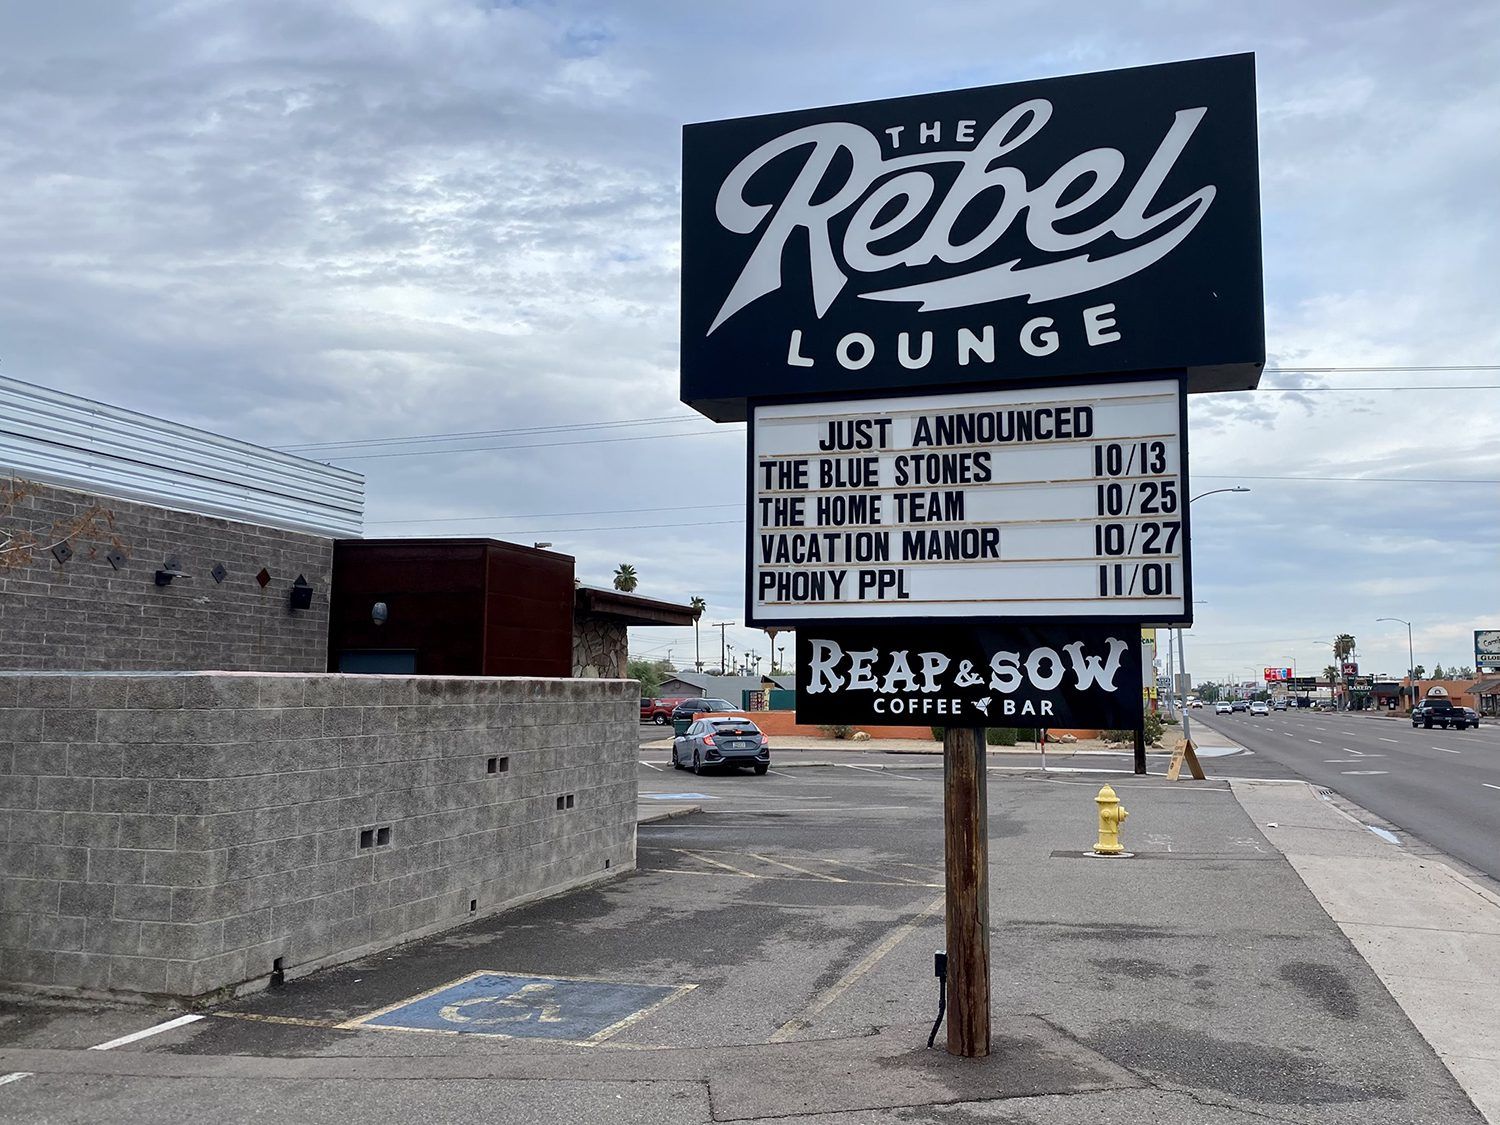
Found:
[672,717,770,775]
[1250,701,1270,715]
[1460,706,1481,726]
[1272,699,1288,711]
[640,696,688,725]
[670,697,738,722]
[1214,702,1233,715]
[1412,698,1472,730]
[1231,700,1250,712]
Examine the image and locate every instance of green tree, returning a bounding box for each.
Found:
[613,563,638,593]
[1333,634,1356,664]
[627,657,675,698]
[1411,664,1426,679]
[1456,666,1474,679]
[690,596,706,671]
[1432,663,1445,679]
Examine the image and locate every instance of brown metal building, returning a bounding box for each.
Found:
[328,538,695,678]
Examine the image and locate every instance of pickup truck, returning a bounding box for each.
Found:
[640,697,687,725]
[1411,698,1473,730]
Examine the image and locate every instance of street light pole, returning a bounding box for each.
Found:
[1377,617,1415,710]
[1173,487,1250,760]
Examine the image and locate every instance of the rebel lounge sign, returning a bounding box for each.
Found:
[681,54,1263,422]
[795,624,1143,727]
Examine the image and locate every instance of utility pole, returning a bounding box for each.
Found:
[713,622,733,676]
[943,725,989,1056]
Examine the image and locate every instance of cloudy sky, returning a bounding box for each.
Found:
[1,0,1496,685]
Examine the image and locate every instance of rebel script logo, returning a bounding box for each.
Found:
[709,98,1216,334]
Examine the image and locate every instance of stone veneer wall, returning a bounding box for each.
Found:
[0,672,636,1000]
[0,477,332,673]
[572,613,627,679]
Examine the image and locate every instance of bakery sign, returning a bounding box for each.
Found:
[681,54,1263,422]
[795,623,1142,727]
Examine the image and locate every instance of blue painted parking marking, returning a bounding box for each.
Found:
[345,971,694,1044]
[644,792,717,800]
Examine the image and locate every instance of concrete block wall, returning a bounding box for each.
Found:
[0,477,332,672]
[0,671,637,1000]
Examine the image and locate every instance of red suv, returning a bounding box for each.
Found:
[640,697,686,725]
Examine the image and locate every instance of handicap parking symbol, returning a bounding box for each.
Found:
[347,972,694,1044]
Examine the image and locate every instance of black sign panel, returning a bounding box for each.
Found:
[1286,676,1318,690]
[682,54,1263,422]
[795,623,1143,728]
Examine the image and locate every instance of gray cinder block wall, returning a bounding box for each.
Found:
[0,672,637,1000]
[0,477,332,673]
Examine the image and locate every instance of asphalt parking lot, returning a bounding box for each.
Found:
[0,754,1483,1123]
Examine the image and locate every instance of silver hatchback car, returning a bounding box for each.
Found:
[672,717,770,775]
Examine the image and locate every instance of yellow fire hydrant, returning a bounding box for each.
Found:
[1093,785,1129,855]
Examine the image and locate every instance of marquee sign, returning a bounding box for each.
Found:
[681,54,1263,422]
[1263,667,1291,681]
[1476,629,1500,670]
[795,623,1143,727]
[748,377,1190,626]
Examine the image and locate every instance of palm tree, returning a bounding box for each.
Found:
[690,596,706,671]
[613,564,638,593]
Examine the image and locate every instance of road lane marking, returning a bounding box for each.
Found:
[750,853,848,882]
[1431,747,1461,754]
[676,849,761,878]
[769,894,945,1042]
[1307,739,1322,744]
[1379,738,1399,743]
[1341,770,1388,775]
[1484,784,1500,792]
[88,1013,204,1051]
[0,1073,32,1088]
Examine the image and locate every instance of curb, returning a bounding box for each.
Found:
[637,803,704,825]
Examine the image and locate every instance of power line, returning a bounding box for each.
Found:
[367,502,739,525]
[1197,473,1498,485]
[1252,384,1500,392]
[280,365,1499,455]
[324,428,737,461]
[281,415,721,452]
[382,518,742,535]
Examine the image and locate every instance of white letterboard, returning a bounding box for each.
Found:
[748,378,1190,625]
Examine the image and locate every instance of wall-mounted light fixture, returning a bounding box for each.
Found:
[289,574,314,611]
[371,601,389,626]
[155,555,190,586]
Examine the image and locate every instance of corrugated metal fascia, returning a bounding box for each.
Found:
[0,375,364,538]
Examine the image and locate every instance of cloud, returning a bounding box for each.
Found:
[1,0,1496,675]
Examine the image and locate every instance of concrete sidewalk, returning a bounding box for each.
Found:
[2,769,1493,1123]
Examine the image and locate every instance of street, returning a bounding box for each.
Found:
[1192,709,1500,884]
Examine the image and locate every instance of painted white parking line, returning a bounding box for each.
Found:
[639,761,665,771]
[88,1013,204,1051]
[0,1072,32,1088]
[1484,784,1500,793]
[1431,746,1461,754]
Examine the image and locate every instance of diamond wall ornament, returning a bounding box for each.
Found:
[256,567,272,588]
[105,548,127,570]
[211,562,229,584]
[51,542,74,564]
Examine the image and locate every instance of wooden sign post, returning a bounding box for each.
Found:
[943,726,990,1057]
